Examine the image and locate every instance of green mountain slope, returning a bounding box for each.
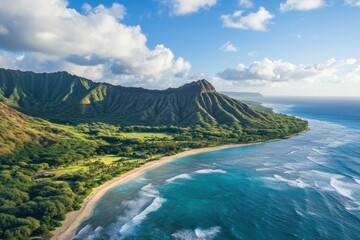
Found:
[0,68,286,127]
[0,102,97,163]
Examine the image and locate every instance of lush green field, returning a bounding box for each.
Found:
[121,132,171,139]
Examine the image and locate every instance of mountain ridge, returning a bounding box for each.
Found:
[0,68,267,126]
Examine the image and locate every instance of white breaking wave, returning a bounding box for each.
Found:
[195,169,227,174]
[354,178,360,185]
[166,173,192,183]
[172,226,221,240]
[119,196,166,236]
[289,150,297,154]
[72,225,104,240]
[140,183,159,197]
[273,174,309,189]
[306,155,326,165]
[330,176,354,200]
[311,147,326,155]
[255,167,273,172]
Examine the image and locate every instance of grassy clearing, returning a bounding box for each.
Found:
[91,155,123,164]
[44,153,163,176]
[121,132,171,139]
[46,163,89,176]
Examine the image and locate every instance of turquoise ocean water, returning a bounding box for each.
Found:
[73,98,360,240]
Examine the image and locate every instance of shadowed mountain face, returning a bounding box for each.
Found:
[0,68,269,126]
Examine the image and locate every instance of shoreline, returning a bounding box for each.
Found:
[51,131,308,240]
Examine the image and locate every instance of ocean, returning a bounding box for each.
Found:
[73,97,360,240]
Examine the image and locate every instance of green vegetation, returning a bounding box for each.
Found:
[0,109,307,239]
[0,68,308,239]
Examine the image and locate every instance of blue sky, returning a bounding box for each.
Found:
[0,0,360,96]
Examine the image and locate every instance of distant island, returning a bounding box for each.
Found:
[0,68,308,239]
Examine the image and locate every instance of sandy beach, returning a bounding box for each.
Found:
[51,131,308,240]
[51,143,254,240]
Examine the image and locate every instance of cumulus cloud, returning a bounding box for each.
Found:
[0,0,191,87]
[162,0,217,15]
[345,0,360,7]
[221,7,274,31]
[220,41,237,52]
[239,0,253,8]
[217,58,359,86]
[280,0,326,12]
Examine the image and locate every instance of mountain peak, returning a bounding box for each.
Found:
[179,79,216,93]
[197,79,215,92]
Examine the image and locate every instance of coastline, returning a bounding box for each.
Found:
[51,131,308,240]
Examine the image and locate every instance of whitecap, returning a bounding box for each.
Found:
[306,155,326,165]
[72,225,104,240]
[140,183,159,197]
[195,169,227,174]
[273,174,309,189]
[288,150,297,154]
[172,226,221,240]
[330,176,354,200]
[166,173,192,183]
[119,197,166,236]
[311,147,326,155]
[354,178,360,185]
[255,168,272,172]
[72,224,93,239]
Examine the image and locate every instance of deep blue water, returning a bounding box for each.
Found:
[73,98,360,240]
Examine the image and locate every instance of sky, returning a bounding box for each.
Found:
[0,0,360,96]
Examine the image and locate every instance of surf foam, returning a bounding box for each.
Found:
[330,176,354,200]
[172,226,221,240]
[273,174,309,189]
[119,196,166,235]
[166,173,192,183]
[195,169,227,174]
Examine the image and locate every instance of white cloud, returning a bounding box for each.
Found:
[0,0,191,87]
[220,41,237,52]
[239,0,253,8]
[162,0,217,15]
[345,0,360,7]
[221,7,274,31]
[217,58,359,86]
[280,0,326,12]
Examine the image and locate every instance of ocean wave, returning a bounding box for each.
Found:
[330,176,354,200]
[355,178,360,185]
[255,167,273,172]
[172,226,221,240]
[273,174,309,189]
[119,196,166,236]
[72,225,103,240]
[306,155,326,165]
[166,173,192,183]
[311,147,326,155]
[288,150,297,154]
[140,183,159,197]
[195,169,227,174]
